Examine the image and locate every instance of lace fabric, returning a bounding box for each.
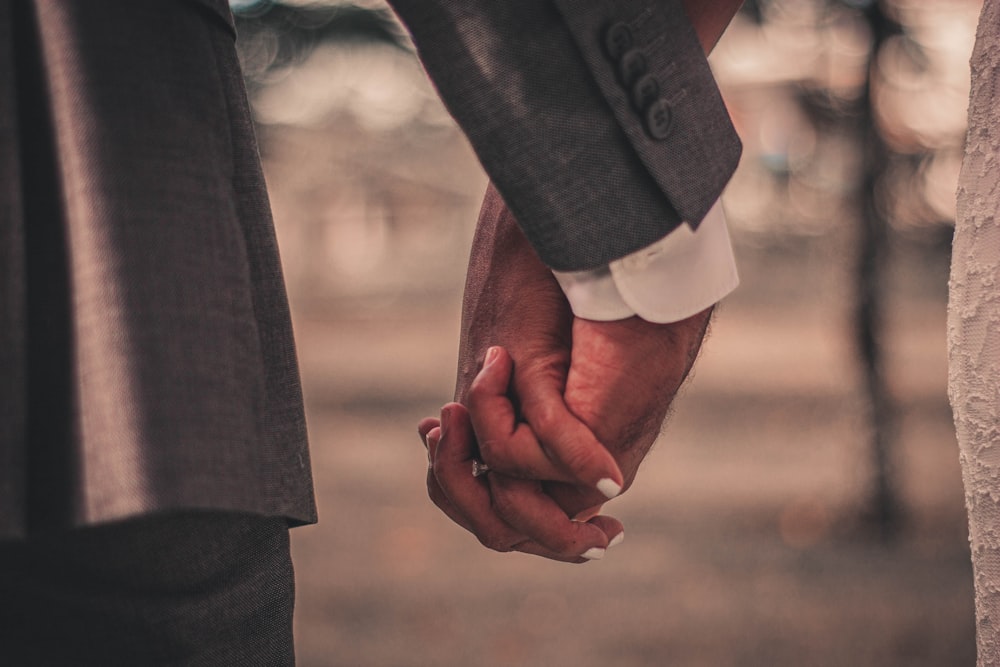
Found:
[950,0,1000,663]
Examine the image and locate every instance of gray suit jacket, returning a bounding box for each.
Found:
[0,0,737,538]
[386,0,741,270]
[0,0,315,538]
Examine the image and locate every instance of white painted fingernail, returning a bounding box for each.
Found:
[597,478,622,499]
[581,547,605,560]
[608,532,625,548]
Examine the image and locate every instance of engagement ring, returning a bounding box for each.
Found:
[471,459,491,478]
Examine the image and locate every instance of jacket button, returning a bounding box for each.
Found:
[604,23,633,60]
[632,74,660,110]
[644,99,673,140]
[618,49,647,85]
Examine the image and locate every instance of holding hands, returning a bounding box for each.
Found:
[420,185,712,563]
[416,0,741,562]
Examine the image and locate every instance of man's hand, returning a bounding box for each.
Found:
[543,310,711,519]
[462,303,711,522]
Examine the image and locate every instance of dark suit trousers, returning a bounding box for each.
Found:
[0,511,296,666]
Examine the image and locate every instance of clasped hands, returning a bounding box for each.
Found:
[420,184,711,563]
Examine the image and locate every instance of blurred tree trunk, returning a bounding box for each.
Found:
[855,0,901,539]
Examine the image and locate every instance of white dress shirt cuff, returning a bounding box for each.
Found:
[551,200,738,324]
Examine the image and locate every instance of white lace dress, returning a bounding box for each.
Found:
[950,1,1000,663]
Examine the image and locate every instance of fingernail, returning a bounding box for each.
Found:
[608,532,625,549]
[440,406,451,433]
[596,478,622,499]
[581,547,605,561]
[484,346,500,366]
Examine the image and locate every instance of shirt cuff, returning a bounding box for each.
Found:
[551,200,738,324]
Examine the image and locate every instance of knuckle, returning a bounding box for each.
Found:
[477,531,512,553]
[503,463,535,480]
[479,438,529,478]
[489,485,518,518]
[552,528,587,555]
[426,477,447,508]
[560,441,604,476]
[467,372,492,405]
[476,436,501,464]
[503,461,538,480]
[530,403,562,435]
[430,461,459,493]
[547,535,576,556]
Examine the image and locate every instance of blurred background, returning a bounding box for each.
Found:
[231,0,980,664]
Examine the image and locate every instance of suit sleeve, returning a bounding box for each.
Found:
[384,0,741,272]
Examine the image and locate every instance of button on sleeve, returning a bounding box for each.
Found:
[631,73,660,110]
[618,48,647,85]
[644,99,673,140]
[603,22,634,60]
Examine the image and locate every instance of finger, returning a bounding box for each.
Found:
[424,425,441,469]
[543,480,612,521]
[514,514,624,561]
[426,424,495,537]
[519,381,624,500]
[571,504,605,522]
[470,344,624,496]
[419,418,440,438]
[426,430,478,534]
[432,405,613,563]
[486,473,613,560]
[585,515,625,549]
[418,417,440,447]
[466,347,575,483]
[427,467,596,563]
[432,403,526,553]
[511,539,604,564]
